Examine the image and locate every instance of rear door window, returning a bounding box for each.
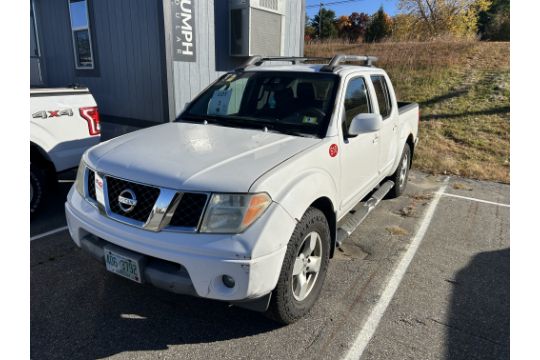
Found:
[371,75,392,119]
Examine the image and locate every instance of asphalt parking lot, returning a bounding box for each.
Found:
[30,170,509,360]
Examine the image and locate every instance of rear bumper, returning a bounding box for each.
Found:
[65,187,295,303]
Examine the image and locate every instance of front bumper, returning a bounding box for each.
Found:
[65,187,295,302]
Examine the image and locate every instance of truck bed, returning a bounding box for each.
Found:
[397,101,419,115]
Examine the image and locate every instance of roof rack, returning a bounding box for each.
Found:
[235,56,331,71]
[234,54,378,72]
[320,55,378,72]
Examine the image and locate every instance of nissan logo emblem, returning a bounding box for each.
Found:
[118,189,137,213]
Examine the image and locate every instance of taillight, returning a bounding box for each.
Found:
[79,106,100,136]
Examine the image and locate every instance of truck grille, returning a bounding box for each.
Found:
[84,169,208,231]
[106,176,161,223]
[87,170,97,201]
[169,193,208,228]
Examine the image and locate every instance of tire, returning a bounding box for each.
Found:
[387,143,411,199]
[30,164,46,216]
[266,207,331,324]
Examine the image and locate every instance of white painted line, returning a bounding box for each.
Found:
[58,179,75,183]
[342,178,449,360]
[30,226,69,242]
[441,192,510,208]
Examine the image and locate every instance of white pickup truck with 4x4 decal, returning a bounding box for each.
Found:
[31,86,101,214]
[66,55,419,324]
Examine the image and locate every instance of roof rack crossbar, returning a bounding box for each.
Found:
[320,54,378,72]
[235,56,332,71]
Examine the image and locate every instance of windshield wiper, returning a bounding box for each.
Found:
[178,114,207,122]
[262,124,314,138]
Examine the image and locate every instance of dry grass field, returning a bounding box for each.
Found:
[305,41,510,183]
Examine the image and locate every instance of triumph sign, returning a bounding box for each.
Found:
[172,0,196,62]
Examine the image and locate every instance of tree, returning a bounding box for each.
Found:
[478,0,509,40]
[335,12,369,42]
[311,8,338,39]
[336,15,352,40]
[349,12,370,42]
[391,13,418,41]
[398,0,492,38]
[365,7,393,42]
[305,24,317,42]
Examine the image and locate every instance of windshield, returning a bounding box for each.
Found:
[179,71,340,138]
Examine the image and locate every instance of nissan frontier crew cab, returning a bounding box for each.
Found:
[66,55,419,324]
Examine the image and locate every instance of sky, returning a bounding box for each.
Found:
[305,0,400,19]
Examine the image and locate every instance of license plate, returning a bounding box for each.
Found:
[104,248,143,283]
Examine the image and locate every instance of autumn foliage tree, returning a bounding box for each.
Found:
[397,0,492,39]
[335,12,370,42]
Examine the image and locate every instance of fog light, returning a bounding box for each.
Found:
[222,275,235,288]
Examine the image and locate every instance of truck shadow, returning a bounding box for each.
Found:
[31,240,281,360]
[445,248,509,359]
[421,106,510,121]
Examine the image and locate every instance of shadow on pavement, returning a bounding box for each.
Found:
[30,181,72,236]
[446,248,510,360]
[31,239,281,359]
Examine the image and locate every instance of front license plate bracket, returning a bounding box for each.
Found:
[104,245,146,284]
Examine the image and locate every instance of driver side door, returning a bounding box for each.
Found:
[339,76,380,212]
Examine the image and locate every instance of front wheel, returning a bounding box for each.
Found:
[387,143,411,199]
[266,207,330,324]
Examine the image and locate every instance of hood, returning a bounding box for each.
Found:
[86,122,319,192]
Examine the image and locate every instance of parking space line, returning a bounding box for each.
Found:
[30,226,69,242]
[441,193,509,208]
[342,177,449,360]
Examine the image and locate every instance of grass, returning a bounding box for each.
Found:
[386,225,409,236]
[305,40,510,183]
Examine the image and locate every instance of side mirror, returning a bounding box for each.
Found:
[348,113,382,136]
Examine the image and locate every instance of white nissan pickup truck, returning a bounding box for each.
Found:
[66,55,419,324]
[31,86,101,214]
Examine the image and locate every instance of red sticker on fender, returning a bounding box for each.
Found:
[329,144,338,157]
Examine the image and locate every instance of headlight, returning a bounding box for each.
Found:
[200,193,272,233]
[74,159,86,197]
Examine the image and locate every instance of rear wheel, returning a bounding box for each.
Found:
[30,164,46,216]
[387,143,411,199]
[267,207,330,324]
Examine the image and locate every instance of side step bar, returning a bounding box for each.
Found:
[336,180,394,247]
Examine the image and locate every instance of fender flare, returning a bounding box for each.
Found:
[271,169,339,257]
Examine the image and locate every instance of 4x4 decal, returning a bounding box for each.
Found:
[32,109,73,119]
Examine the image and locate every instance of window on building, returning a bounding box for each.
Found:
[371,75,392,119]
[343,77,371,133]
[68,0,94,69]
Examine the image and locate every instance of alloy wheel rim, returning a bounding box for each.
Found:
[399,153,408,187]
[292,231,322,301]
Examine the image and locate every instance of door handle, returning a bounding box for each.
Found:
[392,124,398,132]
[372,135,380,144]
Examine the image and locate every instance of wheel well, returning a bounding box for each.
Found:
[30,143,56,179]
[310,197,337,259]
[406,134,415,168]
